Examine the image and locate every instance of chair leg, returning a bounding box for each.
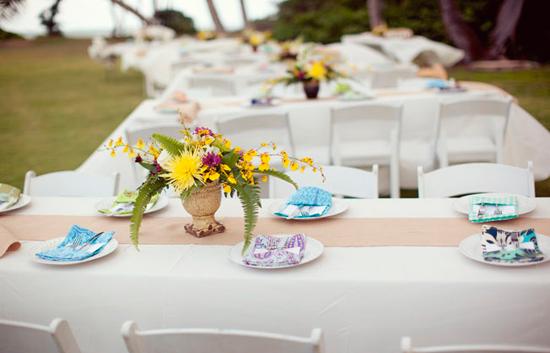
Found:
[390,158,400,198]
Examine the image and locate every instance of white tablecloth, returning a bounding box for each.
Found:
[1,197,550,353]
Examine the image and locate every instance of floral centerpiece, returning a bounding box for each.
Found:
[242,30,270,52]
[197,31,217,41]
[276,38,302,62]
[270,60,345,99]
[105,126,321,252]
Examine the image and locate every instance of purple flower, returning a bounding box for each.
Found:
[135,155,143,163]
[202,152,222,167]
[194,127,214,136]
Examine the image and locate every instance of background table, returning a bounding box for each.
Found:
[1,197,549,353]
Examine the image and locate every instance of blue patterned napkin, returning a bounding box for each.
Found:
[36,225,114,262]
[468,194,518,223]
[98,190,159,216]
[243,234,307,267]
[481,226,544,264]
[0,183,21,211]
[275,187,332,219]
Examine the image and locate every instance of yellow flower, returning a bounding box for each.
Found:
[290,161,299,171]
[162,150,203,193]
[136,138,145,149]
[107,139,113,148]
[249,34,263,46]
[129,148,137,158]
[221,164,231,172]
[261,175,268,183]
[148,144,160,158]
[227,173,237,184]
[110,149,116,158]
[123,144,130,153]
[115,137,124,147]
[223,183,232,193]
[308,61,327,81]
[205,170,220,182]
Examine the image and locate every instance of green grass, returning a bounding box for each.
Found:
[0,38,549,195]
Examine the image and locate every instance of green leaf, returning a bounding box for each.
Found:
[130,177,166,249]
[234,183,261,255]
[152,133,185,156]
[255,169,298,189]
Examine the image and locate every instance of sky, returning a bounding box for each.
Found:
[1,0,281,37]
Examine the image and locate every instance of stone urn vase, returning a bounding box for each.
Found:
[182,182,225,237]
[303,79,320,99]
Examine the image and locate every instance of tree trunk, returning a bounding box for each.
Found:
[39,0,63,36]
[111,0,153,25]
[239,0,249,29]
[206,0,225,33]
[438,0,484,63]
[367,0,383,29]
[486,0,525,59]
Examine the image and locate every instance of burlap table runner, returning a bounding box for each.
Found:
[1,215,549,249]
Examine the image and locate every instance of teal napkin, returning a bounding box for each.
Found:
[99,190,159,216]
[275,187,332,219]
[35,225,114,262]
[0,184,21,211]
[468,194,518,223]
[481,226,544,264]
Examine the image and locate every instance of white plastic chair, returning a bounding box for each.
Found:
[436,98,512,168]
[124,124,183,183]
[417,162,535,198]
[370,67,417,89]
[330,104,402,198]
[24,170,119,197]
[401,336,550,353]
[121,321,324,353]
[0,318,82,353]
[216,113,295,154]
[270,165,379,199]
[188,76,237,97]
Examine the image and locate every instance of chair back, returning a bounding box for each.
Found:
[216,113,295,154]
[270,165,379,199]
[417,162,535,198]
[401,336,550,353]
[122,321,323,353]
[0,318,81,353]
[24,170,119,197]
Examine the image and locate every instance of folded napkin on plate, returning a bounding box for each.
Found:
[426,79,451,89]
[171,91,188,103]
[468,194,518,223]
[192,66,234,74]
[481,226,544,264]
[0,224,21,258]
[98,190,159,216]
[243,234,307,267]
[275,187,332,219]
[0,183,21,211]
[36,225,114,262]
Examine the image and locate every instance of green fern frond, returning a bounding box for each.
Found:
[130,177,166,249]
[255,169,298,189]
[152,133,185,156]
[235,183,261,254]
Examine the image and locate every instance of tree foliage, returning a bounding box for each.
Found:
[154,9,196,35]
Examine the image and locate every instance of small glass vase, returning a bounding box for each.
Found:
[182,182,225,237]
[303,80,320,99]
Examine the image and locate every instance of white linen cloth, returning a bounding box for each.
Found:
[1,197,550,353]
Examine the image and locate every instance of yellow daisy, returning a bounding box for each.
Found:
[162,150,203,193]
[308,61,327,81]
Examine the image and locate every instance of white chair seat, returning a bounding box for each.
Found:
[337,140,392,165]
[445,136,497,163]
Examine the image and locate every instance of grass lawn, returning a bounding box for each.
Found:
[0,38,549,195]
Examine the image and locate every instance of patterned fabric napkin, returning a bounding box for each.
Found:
[275,187,332,219]
[98,190,159,216]
[0,184,21,212]
[35,225,114,262]
[242,234,307,268]
[481,226,544,264]
[468,194,518,223]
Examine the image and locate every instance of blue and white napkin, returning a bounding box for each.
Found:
[0,183,21,211]
[36,225,114,262]
[242,234,307,267]
[99,190,159,216]
[275,187,332,219]
[481,226,544,264]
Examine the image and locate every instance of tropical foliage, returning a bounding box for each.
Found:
[154,9,196,35]
[104,126,322,251]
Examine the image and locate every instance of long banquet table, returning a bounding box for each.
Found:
[1,197,550,353]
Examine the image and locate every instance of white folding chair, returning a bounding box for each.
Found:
[370,67,417,89]
[270,165,379,199]
[417,161,535,198]
[122,321,323,353]
[24,170,119,197]
[0,318,82,353]
[188,76,237,96]
[401,336,550,353]
[330,104,401,198]
[124,124,183,183]
[216,113,295,155]
[436,98,512,168]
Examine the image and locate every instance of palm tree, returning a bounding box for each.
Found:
[367,0,383,29]
[0,0,25,19]
[486,0,525,59]
[111,0,153,25]
[239,0,249,29]
[206,0,225,33]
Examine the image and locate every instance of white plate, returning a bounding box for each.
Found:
[268,198,348,220]
[0,194,31,214]
[32,237,119,266]
[241,99,282,108]
[229,235,324,269]
[95,195,169,217]
[459,233,550,267]
[453,193,536,216]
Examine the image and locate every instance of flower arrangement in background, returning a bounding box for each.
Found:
[276,38,302,62]
[242,30,270,52]
[104,126,322,252]
[197,31,217,41]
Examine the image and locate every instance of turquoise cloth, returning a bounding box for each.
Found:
[468,194,518,223]
[481,226,544,264]
[275,187,332,219]
[427,79,450,89]
[36,225,114,262]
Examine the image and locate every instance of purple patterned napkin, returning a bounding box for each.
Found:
[243,234,307,268]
